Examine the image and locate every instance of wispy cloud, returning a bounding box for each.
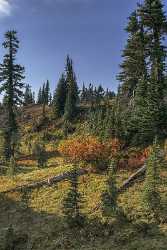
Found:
[0,0,11,16]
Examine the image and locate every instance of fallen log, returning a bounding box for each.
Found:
[91,164,146,213]
[1,164,146,202]
[118,164,146,193]
[1,168,88,194]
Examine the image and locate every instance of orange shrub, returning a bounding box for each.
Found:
[58,136,120,168]
[107,138,121,157]
[118,147,151,170]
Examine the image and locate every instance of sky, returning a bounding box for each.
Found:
[0,0,167,94]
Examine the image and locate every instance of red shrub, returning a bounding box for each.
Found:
[58,136,121,168]
[118,147,151,170]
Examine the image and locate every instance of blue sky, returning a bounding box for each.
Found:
[0,0,167,94]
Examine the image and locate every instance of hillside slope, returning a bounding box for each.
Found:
[0,104,167,250]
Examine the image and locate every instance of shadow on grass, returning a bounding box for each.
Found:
[0,192,166,250]
[18,150,60,162]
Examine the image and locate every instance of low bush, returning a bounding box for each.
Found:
[58,135,120,169]
[118,147,151,169]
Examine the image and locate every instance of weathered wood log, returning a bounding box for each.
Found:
[1,168,88,194]
[118,164,146,193]
[1,164,146,202]
[91,164,146,213]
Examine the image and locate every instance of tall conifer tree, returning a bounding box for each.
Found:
[143,139,162,221]
[102,160,125,221]
[53,74,67,117]
[37,87,42,104]
[64,55,79,121]
[118,0,167,145]
[42,83,46,104]
[24,84,34,105]
[0,31,25,159]
[138,0,167,141]
[116,11,148,144]
[118,11,148,106]
[45,80,50,105]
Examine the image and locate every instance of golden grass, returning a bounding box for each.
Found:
[0,165,167,250]
[0,164,73,193]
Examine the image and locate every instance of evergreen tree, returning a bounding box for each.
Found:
[64,89,74,121]
[117,11,149,143]
[24,84,33,105]
[89,83,95,108]
[105,88,115,105]
[143,139,162,221]
[37,87,42,104]
[53,74,67,117]
[42,83,46,104]
[63,166,85,227]
[117,0,167,145]
[113,84,127,140]
[96,84,104,105]
[118,11,148,105]
[138,0,167,141]
[126,17,149,145]
[85,106,112,140]
[130,77,151,145]
[45,80,50,105]
[80,82,86,104]
[64,55,79,121]
[101,160,124,220]
[80,83,102,107]
[41,83,47,117]
[37,83,49,106]
[0,31,25,159]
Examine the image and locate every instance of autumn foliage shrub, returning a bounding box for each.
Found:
[58,136,120,169]
[58,135,151,170]
[118,147,151,170]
